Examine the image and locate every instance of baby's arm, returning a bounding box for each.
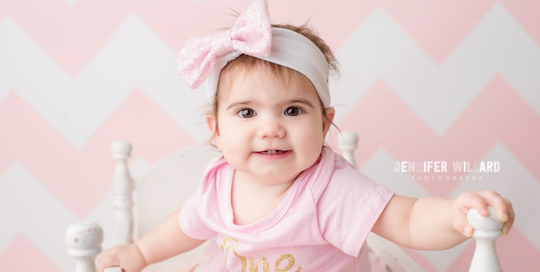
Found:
[371,191,514,250]
[137,209,206,263]
[97,209,206,272]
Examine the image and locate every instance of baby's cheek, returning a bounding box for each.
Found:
[218,131,247,160]
[295,129,323,156]
[226,140,249,158]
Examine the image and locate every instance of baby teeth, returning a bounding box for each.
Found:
[267,150,276,154]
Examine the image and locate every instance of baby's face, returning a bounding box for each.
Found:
[207,67,335,185]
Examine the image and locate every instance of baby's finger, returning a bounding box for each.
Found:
[104,267,124,272]
[502,199,515,235]
[461,191,489,217]
[478,191,509,222]
[457,216,475,238]
[97,253,120,272]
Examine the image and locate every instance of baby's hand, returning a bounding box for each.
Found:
[97,244,147,272]
[450,190,514,237]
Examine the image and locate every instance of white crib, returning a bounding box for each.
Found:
[64,131,504,272]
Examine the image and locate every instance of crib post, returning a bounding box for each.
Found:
[110,140,134,246]
[337,131,359,169]
[467,206,504,272]
[66,221,103,272]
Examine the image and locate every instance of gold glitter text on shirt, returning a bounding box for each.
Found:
[275,254,302,272]
[249,256,270,272]
[221,237,302,272]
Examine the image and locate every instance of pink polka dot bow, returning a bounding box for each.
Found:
[177,0,272,89]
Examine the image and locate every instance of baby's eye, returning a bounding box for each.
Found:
[237,108,257,118]
[284,107,303,116]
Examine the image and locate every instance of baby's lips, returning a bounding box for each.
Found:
[254,149,290,153]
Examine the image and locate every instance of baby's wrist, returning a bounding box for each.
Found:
[133,242,149,267]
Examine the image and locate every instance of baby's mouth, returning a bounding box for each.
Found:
[255,150,289,154]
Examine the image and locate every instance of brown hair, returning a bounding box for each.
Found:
[204,22,341,149]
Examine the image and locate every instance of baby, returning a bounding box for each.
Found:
[97,0,515,271]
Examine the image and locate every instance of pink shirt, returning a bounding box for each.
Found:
[180,146,394,271]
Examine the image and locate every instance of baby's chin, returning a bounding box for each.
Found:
[235,166,304,183]
[225,154,313,177]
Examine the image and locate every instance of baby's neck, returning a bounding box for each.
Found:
[231,170,301,226]
[233,170,299,199]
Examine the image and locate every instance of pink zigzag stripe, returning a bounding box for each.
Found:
[1,0,539,74]
[0,234,63,272]
[0,89,196,217]
[331,75,540,197]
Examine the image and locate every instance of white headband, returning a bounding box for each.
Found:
[206,28,331,108]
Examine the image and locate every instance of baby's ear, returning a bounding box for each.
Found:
[206,113,219,136]
[323,107,336,134]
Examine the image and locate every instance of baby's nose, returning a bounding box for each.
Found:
[256,118,286,138]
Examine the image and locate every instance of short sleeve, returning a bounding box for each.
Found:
[316,168,394,257]
[179,187,218,240]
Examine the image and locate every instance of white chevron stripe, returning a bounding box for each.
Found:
[331,3,540,135]
[359,147,431,199]
[0,4,539,147]
[0,15,210,149]
[61,0,78,6]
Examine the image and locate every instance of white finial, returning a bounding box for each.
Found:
[467,206,504,272]
[338,131,359,169]
[66,221,103,272]
[111,140,132,160]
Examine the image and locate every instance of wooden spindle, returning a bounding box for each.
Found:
[110,140,134,246]
[66,221,103,272]
[467,206,504,272]
[337,131,358,169]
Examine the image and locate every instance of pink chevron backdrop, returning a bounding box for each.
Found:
[1,0,539,271]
